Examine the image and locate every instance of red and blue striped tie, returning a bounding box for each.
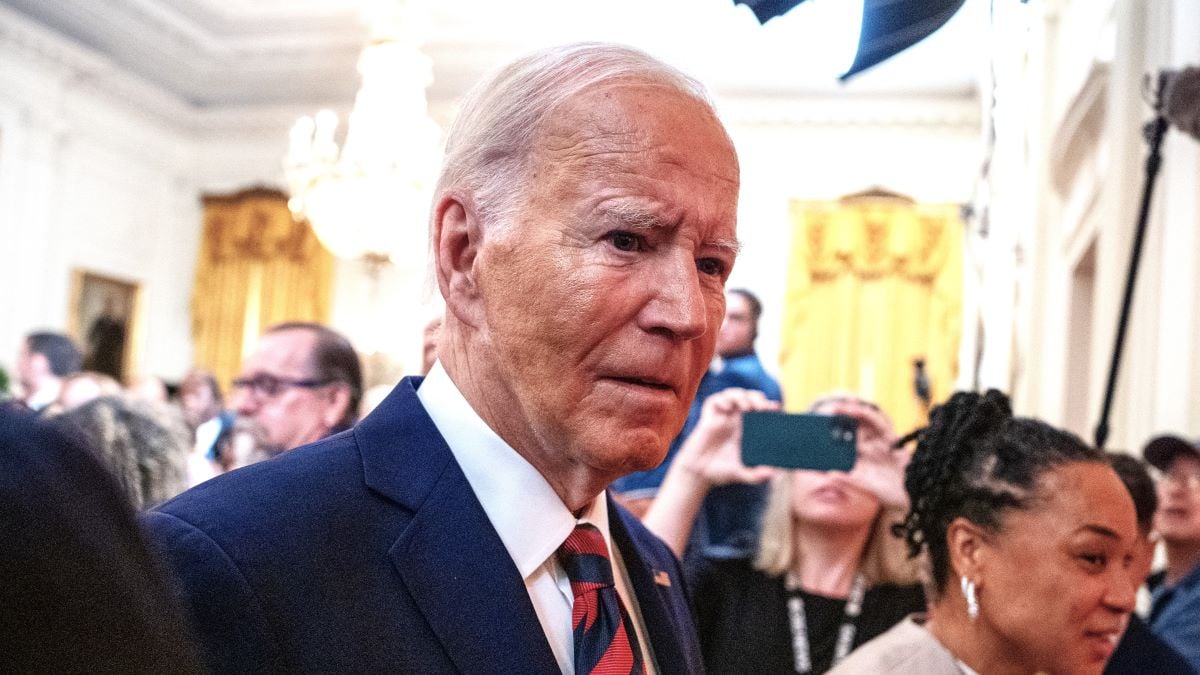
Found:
[557,524,646,675]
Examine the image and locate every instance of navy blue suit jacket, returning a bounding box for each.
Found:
[143,377,703,673]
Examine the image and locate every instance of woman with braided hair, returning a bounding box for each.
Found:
[832,390,1141,675]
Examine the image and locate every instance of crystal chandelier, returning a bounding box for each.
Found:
[284,0,442,268]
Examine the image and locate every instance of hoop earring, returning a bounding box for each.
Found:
[960,576,979,620]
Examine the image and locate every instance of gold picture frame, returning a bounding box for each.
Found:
[67,269,142,384]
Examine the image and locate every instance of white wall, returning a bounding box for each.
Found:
[1012,0,1200,448]
[0,7,201,383]
[723,96,981,380]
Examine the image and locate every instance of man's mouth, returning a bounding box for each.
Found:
[1082,629,1122,655]
[609,376,673,391]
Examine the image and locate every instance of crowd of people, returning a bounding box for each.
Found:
[3,42,1199,674]
[5,321,368,508]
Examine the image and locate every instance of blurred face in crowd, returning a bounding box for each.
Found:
[57,374,118,411]
[232,328,347,452]
[421,315,443,376]
[129,376,168,404]
[16,340,47,394]
[789,398,886,533]
[790,469,880,532]
[179,372,221,429]
[59,377,104,410]
[449,80,739,493]
[1155,454,1200,547]
[958,462,1137,675]
[715,291,755,358]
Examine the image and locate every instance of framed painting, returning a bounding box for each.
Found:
[68,269,141,383]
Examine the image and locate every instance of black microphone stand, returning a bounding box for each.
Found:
[1093,86,1170,450]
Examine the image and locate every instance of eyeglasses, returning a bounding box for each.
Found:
[1160,472,1200,492]
[232,373,332,399]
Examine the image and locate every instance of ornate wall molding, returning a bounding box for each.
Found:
[0,4,193,130]
[1048,62,1109,197]
[720,93,980,133]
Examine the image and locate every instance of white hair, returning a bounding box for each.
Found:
[434,42,719,228]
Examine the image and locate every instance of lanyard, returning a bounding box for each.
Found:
[786,573,866,674]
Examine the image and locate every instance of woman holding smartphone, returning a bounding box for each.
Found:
[644,388,923,674]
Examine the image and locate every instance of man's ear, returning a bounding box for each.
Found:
[431,192,485,328]
[945,516,989,588]
[321,384,353,431]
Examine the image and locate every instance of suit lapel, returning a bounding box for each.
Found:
[609,496,695,675]
[360,378,558,674]
[389,468,559,674]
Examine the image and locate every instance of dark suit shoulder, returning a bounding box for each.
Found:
[1106,614,1196,675]
[155,429,364,529]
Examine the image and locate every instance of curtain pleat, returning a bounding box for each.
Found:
[780,193,962,437]
[192,188,333,391]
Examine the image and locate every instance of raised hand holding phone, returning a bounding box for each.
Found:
[644,387,778,558]
[819,398,910,510]
[675,387,780,488]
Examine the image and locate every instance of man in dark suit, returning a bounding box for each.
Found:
[144,42,740,673]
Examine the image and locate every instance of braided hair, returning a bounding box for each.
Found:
[896,389,1103,592]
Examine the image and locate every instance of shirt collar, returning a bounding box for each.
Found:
[26,381,61,412]
[416,363,609,578]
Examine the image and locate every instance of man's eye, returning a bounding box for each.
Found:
[257,376,282,395]
[606,231,642,252]
[697,257,726,277]
[1081,554,1107,569]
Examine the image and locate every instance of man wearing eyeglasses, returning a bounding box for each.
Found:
[1144,434,1200,671]
[231,322,362,454]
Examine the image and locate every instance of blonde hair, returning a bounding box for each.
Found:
[754,473,921,586]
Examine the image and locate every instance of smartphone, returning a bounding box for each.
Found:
[741,411,858,471]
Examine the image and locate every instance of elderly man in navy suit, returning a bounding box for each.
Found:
[144,42,741,673]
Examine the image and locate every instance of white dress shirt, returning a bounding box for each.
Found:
[25,381,60,412]
[186,416,223,487]
[417,363,657,674]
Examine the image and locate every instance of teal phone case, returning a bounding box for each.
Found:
[741,411,858,471]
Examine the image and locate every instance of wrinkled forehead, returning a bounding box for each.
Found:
[532,78,736,173]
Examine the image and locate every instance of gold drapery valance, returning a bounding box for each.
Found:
[192,188,334,390]
[780,190,962,436]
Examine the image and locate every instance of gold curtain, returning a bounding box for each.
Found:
[192,188,334,390]
[779,190,962,437]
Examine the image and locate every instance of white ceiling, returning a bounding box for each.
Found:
[0,0,984,109]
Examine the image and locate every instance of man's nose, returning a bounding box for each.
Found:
[232,387,257,416]
[639,250,708,341]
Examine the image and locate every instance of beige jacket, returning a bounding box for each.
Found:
[829,615,970,675]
